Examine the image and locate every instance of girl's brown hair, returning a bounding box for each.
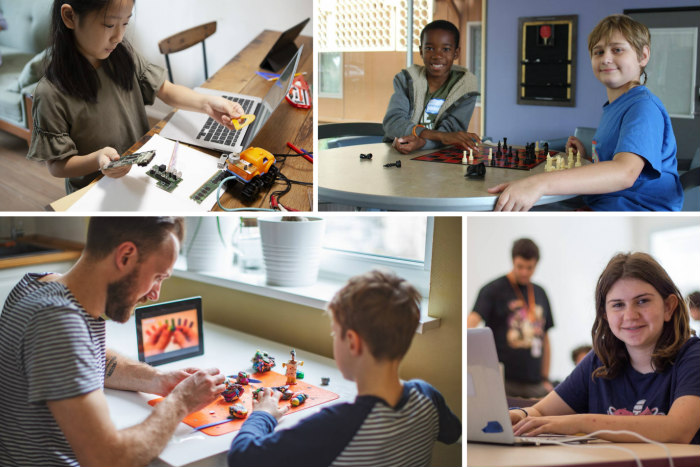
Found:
[592,252,690,379]
[588,14,651,85]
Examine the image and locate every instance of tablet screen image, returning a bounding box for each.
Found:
[135,297,204,366]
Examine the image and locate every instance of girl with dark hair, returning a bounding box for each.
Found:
[27,0,243,193]
[507,252,700,444]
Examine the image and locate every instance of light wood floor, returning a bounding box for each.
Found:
[0,132,66,211]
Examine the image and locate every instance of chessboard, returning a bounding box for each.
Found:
[412,143,558,171]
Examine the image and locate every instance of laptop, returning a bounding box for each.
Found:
[159,44,303,154]
[467,328,589,445]
[260,17,310,71]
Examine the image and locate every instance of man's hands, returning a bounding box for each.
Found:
[204,96,244,131]
[169,368,226,414]
[97,147,131,178]
[252,387,289,422]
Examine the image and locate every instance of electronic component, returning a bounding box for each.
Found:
[102,150,156,169]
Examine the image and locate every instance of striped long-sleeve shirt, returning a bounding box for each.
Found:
[228,379,462,467]
[0,273,106,467]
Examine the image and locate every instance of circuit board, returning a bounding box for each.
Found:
[103,150,156,169]
[190,170,229,204]
[146,164,182,192]
[412,145,557,171]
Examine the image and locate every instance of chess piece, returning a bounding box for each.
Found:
[468,148,474,164]
[535,141,539,153]
[575,153,581,167]
[503,137,508,149]
[488,148,492,160]
[462,150,468,165]
[543,142,549,155]
[384,160,402,168]
[545,154,552,172]
[359,153,372,160]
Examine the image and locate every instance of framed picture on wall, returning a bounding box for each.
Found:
[517,15,577,107]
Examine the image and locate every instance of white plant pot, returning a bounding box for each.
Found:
[184,217,234,273]
[259,217,325,286]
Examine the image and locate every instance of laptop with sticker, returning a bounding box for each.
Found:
[467,327,590,445]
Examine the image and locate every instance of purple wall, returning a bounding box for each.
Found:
[484,0,699,144]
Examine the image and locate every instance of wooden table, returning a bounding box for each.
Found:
[318,143,581,211]
[467,441,700,467]
[51,30,313,212]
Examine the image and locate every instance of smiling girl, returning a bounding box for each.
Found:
[508,252,700,444]
[490,15,683,211]
[27,0,243,193]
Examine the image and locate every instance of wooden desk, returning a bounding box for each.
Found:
[467,441,700,467]
[51,30,312,212]
[105,318,355,467]
[318,143,581,211]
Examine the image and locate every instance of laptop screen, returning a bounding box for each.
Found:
[241,44,304,148]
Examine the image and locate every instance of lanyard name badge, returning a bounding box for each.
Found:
[506,272,542,358]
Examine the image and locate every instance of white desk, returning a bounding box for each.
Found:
[467,441,700,467]
[105,318,356,467]
[318,143,577,211]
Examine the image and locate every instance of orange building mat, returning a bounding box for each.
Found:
[148,370,339,436]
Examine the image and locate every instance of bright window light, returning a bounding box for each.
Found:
[650,225,700,296]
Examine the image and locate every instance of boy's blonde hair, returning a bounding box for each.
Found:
[588,14,650,83]
[328,270,421,361]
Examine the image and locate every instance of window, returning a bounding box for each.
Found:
[320,216,432,296]
[650,225,700,296]
[319,52,343,98]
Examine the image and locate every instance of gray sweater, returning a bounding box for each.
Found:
[383,64,479,149]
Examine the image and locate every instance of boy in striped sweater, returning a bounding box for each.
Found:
[228,270,461,467]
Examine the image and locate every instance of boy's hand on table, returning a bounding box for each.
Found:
[489,175,545,212]
[566,136,588,160]
[253,387,289,422]
[205,96,244,131]
[98,147,131,178]
[437,131,481,151]
[393,135,426,154]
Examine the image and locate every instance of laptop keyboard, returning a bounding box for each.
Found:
[196,95,257,146]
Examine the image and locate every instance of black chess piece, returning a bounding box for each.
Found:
[384,160,401,168]
[543,142,549,156]
[497,141,501,153]
[359,153,372,160]
[465,162,486,179]
[503,137,508,149]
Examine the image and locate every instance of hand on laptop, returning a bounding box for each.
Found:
[204,96,244,131]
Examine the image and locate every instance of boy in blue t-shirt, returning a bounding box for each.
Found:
[227,271,461,467]
[489,15,683,211]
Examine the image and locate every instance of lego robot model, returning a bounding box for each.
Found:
[282,349,304,385]
[217,147,279,203]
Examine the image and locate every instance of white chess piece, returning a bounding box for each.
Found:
[488,148,492,160]
[469,148,474,164]
[535,141,539,153]
[575,153,582,167]
[462,150,468,165]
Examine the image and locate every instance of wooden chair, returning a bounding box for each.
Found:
[158,21,217,83]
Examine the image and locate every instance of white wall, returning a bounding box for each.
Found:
[126,0,312,119]
[466,215,700,383]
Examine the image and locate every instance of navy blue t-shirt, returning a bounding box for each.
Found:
[555,337,700,444]
[584,86,683,211]
[227,380,461,467]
